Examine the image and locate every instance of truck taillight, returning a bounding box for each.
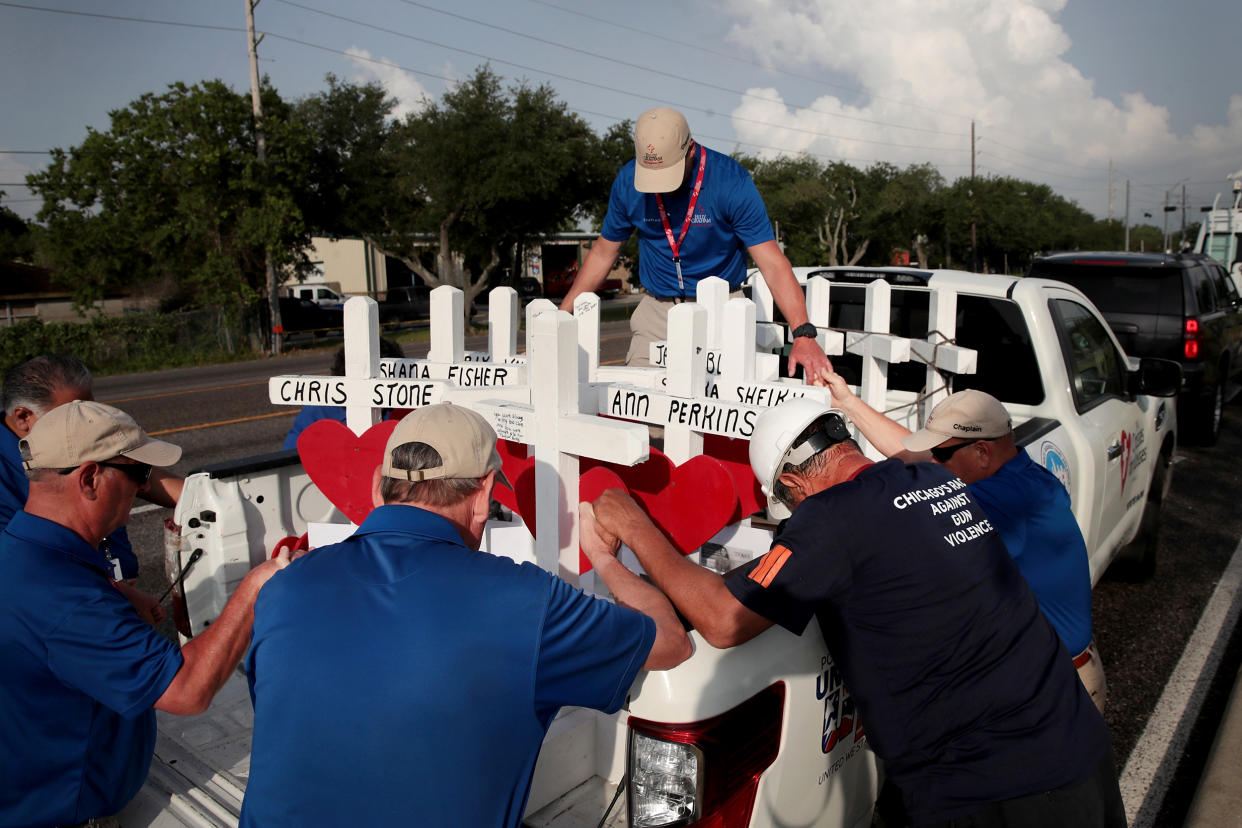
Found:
[628,683,784,828]
[1185,318,1202,359]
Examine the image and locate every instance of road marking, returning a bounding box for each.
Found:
[1121,537,1242,826]
[146,410,295,437]
[104,379,269,404]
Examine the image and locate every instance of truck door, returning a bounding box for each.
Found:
[1049,296,1145,575]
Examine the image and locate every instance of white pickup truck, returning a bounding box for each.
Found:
[124,267,1180,828]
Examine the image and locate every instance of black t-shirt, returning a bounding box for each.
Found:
[727,459,1110,824]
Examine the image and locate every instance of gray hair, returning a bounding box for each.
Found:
[770,418,860,509]
[379,441,482,507]
[2,354,92,416]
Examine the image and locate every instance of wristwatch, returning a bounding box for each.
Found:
[791,323,818,339]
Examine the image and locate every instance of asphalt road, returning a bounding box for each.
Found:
[93,327,1242,826]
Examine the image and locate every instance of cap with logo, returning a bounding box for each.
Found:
[633,107,692,194]
[20,400,182,471]
[901,389,1012,453]
[381,403,511,488]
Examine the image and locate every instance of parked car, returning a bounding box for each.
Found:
[285,284,346,309]
[378,284,432,324]
[1027,251,1242,445]
[542,264,621,299]
[263,297,344,334]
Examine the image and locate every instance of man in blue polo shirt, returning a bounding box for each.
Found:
[0,401,290,827]
[822,377,1105,712]
[241,403,691,827]
[588,400,1124,827]
[559,107,831,379]
[0,354,185,582]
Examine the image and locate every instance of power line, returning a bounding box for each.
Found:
[379,0,965,138]
[271,0,967,153]
[0,1,243,34]
[519,0,983,126]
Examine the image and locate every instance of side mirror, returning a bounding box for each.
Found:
[1129,358,1182,398]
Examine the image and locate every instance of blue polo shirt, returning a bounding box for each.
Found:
[281,404,347,451]
[241,504,655,828]
[727,459,1108,825]
[0,423,139,579]
[968,451,1094,655]
[0,511,183,826]
[601,145,774,297]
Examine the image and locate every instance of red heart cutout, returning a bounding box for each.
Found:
[703,434,766,522]
[493,440,534,516]
[578,467,629,573]
[584,449,739,556]
[298,419,399,525]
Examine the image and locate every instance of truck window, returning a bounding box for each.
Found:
[1188,266,1218,315]
[817,283,1043,406]
[1208,263,1238,306]
[1050,299,1126,412]
[1028,262,1184,317]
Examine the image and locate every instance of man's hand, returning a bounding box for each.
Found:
[821,370,857,407]
[579,502,620,569]
[592,488,650,544]
[116,581,166,627]
[789,336,833,385]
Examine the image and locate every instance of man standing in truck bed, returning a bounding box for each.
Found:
[558,106,831,380]
[586,400,1125,827]
[240,403,690,827]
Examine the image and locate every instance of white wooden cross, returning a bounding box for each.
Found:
[267,292,648,586]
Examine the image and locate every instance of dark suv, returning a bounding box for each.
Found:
[1028,252,1242,445]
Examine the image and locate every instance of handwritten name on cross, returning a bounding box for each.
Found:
[268,293,648,586]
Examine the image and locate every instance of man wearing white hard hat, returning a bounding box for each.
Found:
[241,403,689,828]
[0,401,290,827]
[822,378,1104,712]
[587,400,1124,827]
[559,107,831,380]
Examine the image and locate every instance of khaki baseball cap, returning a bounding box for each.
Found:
[633,107,692,193]
[382,403,511,488]
[20,400,181,470]
[902,390,1013,452]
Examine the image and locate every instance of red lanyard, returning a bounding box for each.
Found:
[655,144,707,295]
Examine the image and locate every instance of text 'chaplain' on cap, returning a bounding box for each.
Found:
[381,403,511,488]
[901,390,1013,453]
[19,400,182,471]
[633,107,692,194]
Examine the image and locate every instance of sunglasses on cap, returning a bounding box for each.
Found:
[59,461,153,485]
[930,438,996,463]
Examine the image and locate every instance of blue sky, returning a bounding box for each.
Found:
[2,0,1239,227]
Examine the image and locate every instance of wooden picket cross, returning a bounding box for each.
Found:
[379,287,528,387]
[906,286,976,414]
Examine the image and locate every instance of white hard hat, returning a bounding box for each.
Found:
[749,399,852,519]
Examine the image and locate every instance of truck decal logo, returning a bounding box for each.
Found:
[818,656,866,763]
[749,545,792,588]
[1040,441,1071,490]
[1119,427,1148,499]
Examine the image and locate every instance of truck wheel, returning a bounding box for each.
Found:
[1182,382,1223,447]
[1108,453,1168,582]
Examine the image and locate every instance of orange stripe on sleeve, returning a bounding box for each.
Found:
[749,545,793,588]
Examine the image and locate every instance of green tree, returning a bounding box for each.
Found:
[355,67,610,323]
[0,194,36,262]
[28,80,313,318]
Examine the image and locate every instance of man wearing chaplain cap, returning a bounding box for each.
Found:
[559,106,832,381]
[240,402,690,828]
[822,377,1105,712]
[0,401,291,827]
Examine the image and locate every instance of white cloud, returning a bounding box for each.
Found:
[344,47,434,121]
[718,0,1242,217]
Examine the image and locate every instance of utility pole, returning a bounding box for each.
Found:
[1124,180,1131,251]
[1163,190,1170,252]
[970,121,978,272]
[1107,159,1113,222]
[245,0,283,356]
[1181,183,1187,250]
